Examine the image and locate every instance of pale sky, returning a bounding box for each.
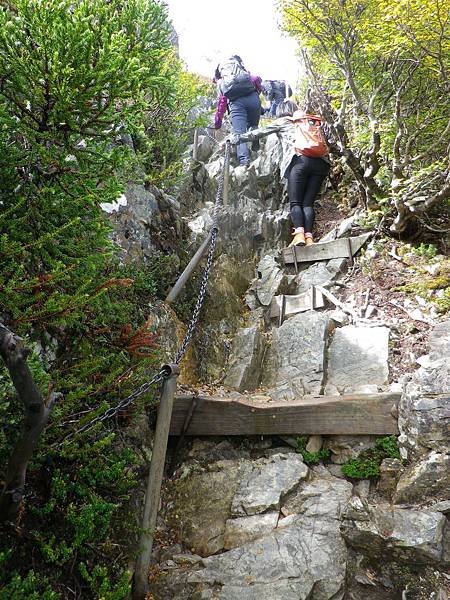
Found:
[164,0,301,90]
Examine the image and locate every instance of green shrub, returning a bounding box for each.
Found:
[413,243,438,260]
[341,435,401,479]
[0,0,201,597]
[296,436,331,465]
[0,570,59,600]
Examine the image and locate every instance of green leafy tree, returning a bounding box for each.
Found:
[280,0,450,232]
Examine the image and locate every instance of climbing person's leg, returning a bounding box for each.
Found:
[229,98,250,165]
[302,157,330,243]
[229,92,261,166]
[245,92,262,152]
[287,156,310,247]
[272,94,283,117]
[245,92,261,130]
[269,100,277,118]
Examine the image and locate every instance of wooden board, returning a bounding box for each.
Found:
[282,233,371,265]
[170,393,400,436]
[270,288,325,320]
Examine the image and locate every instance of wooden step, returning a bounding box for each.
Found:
[282,233,371,265]
[170,392,400,437]
[270,287,325,325]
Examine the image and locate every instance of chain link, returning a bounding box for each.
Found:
[175,142,230,364]
[54,143,231,446]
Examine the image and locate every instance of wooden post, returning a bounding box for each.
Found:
[192,128,199,161]
[346,237,353,265]
[165,231,212,304]
[279,295,286,327]
[133,364,179,600]
[293,245,299,274]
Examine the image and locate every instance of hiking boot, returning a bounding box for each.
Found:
[288,229,305,247]
[305,236,314,246]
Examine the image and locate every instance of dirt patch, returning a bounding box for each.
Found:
[332,253,433,382]
[314,190,348,240]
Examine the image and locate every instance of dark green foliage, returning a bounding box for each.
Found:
[0,569,59,600]
[0,0,174,330]
[341,436,401,479]
[296,436,331,465]
[140,71,214,188]
[0,0,208,597]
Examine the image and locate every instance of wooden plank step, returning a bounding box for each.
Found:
[170,392,400,436]
[282,233,371,265]
[270,287,325,321]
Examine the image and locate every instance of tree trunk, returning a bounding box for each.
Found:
[390,180,450,233]
[0,323,58,521]
[302,52,383,206]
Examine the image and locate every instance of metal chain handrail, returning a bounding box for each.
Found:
[53,142,231,446]
[175,141,230,364]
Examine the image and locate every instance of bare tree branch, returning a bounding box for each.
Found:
[0,323,59,521]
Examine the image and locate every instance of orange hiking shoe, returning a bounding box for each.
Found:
[305,234,314,246]
[288,228,305,247]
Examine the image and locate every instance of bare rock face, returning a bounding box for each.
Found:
[188,466,351,600]
[324,435,378,465]
[166,460,252,557]
[377,458,402,499]
[223,512,279,550]
[231,453,308,516]
[254,254,289,306]
[224,321,265,391]
[104,182,182,262]
[327,326,389,392]
[295,258,347,294]
[250,134,283,183]
[192,134,216,163]
[341,496,449,566]
[189,519,348,600]
[394,451,450,504]
[282,466,353,519]
[263,311,330,400]
[398,320,450,461]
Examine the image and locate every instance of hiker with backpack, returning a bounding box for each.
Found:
[261,80,292,118]
[224,103,330,246]
[213,55,262,166]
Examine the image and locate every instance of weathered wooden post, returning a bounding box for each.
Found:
[133,364,180,600]
[192,127,199,161]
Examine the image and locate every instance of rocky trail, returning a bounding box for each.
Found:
[133,131,450,600]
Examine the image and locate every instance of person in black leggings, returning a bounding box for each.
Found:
[287,154,330,246]
[225,104,330,245]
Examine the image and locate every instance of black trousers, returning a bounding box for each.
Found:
[287,155,330,232]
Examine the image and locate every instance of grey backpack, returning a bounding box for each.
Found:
[218,57,255,101]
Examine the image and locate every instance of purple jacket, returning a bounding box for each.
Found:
[214,74,262,129]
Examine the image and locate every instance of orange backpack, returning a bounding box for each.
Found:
[292,111,328,158]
